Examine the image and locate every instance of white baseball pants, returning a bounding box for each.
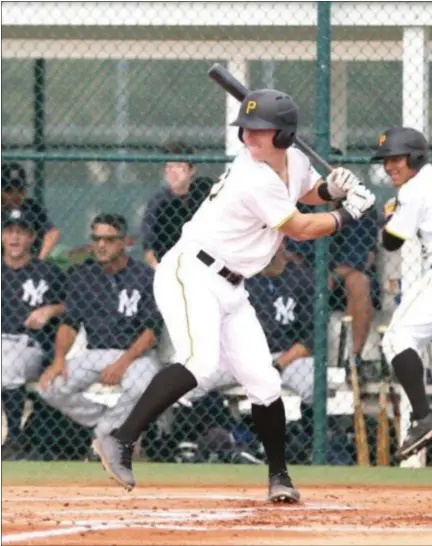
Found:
[382,269,432,363]
[2,334,44,389]
[153,244,281,406]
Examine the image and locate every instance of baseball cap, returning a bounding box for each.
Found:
[2,208,35,232]
[1,162,28,191]
[91,213,128,235]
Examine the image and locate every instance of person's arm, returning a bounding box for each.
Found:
[38,323,77,389]
[273,342,310,371]
[300,168,363,206]
[38,227,61,260]
[144,249,159,269]
[299,178,329,206]
[24,303,65,330]
[100,328,156,385]
[141,195,161,266]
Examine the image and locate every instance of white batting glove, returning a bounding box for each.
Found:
[326,167,361,199]
[341,185,376,220]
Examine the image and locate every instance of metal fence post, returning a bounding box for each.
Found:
[33,58,46,206]
[312,1,332,465]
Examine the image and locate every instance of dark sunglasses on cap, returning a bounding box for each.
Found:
[91,234,124,243]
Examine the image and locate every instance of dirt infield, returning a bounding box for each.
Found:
[2,484,432,545]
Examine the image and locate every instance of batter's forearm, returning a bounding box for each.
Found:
[54,323,77,359]
[280,210,339,241]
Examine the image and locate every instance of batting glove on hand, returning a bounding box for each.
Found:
[341,185,376,220]
[326,167,361,199]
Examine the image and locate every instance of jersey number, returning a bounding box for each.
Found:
[209,168,230,201]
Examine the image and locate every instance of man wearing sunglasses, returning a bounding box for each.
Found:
[38,213,163,447]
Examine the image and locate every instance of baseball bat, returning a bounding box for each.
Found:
[207,63,333,175]
[376,326,391,466]
[343,315,370,466]
[377,325,401,447]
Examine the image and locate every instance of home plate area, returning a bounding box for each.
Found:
[2,486,432,545]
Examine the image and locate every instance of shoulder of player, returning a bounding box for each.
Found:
[23,258,65,279]
[146,187,173,209]
[124,258,155,281]
[282,263,314,293]
[191,176,214,191]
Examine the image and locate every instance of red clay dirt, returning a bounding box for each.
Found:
[2,484,432,545]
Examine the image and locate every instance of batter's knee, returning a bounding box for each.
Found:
[382,327,419,366]
[245,367,281,406]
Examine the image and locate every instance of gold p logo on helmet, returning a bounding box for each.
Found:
[245,100,257,114]
[378,134,386,146]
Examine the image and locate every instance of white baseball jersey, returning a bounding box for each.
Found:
[385,163,432,268]
[181,146,321,277]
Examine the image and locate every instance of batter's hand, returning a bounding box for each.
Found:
[24,308,50,330]
[326,167,361,199]
[342,185,375,220]
[99,359,129,386]
[38,357,67,391]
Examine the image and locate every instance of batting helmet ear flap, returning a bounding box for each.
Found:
[273,131,296,149]
[406,151,427,170]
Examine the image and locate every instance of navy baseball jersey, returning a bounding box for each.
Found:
[245,262,315,353]
[63,258,163,349]
[1,258,66,346]
[141,176,214,261]
[2,198,54,256]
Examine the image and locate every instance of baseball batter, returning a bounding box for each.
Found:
[372,127,432,461]
[94,88,375,502]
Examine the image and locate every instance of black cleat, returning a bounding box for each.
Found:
[268,471,301,504]
[396,411,432,461]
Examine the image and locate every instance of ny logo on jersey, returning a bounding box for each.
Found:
[118,289,141,317]
[22,279,49,307]
[273,296,296,325]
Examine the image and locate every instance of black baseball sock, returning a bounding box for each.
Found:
[113,363,197,443]
[392,349,430,420]
[252,398,287,476]
[2,387,26,443]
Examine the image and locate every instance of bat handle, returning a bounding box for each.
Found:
[293,136,333,174]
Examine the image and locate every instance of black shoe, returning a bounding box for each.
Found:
[268,471,301,503]
[396,412,432,462]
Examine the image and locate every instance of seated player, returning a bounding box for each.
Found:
[38,214,163,443]
[1,208,66,459]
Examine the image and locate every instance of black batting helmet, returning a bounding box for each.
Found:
[230,89,298,149]
[371,127,429,170]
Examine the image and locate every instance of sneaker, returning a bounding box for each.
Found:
[92,434,136,491]
[268,471,301,503]
[396,412,432,462]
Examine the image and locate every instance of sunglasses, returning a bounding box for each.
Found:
[91,234,124,243]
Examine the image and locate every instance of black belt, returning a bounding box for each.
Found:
[197,250,243,286]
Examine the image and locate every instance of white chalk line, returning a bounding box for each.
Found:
[3,522,432,544]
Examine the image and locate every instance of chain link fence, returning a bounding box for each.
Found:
[2,2,431,467]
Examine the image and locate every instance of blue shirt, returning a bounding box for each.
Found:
[63,258,163,350]
[1,258,66,348]
[245,262,315,354]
